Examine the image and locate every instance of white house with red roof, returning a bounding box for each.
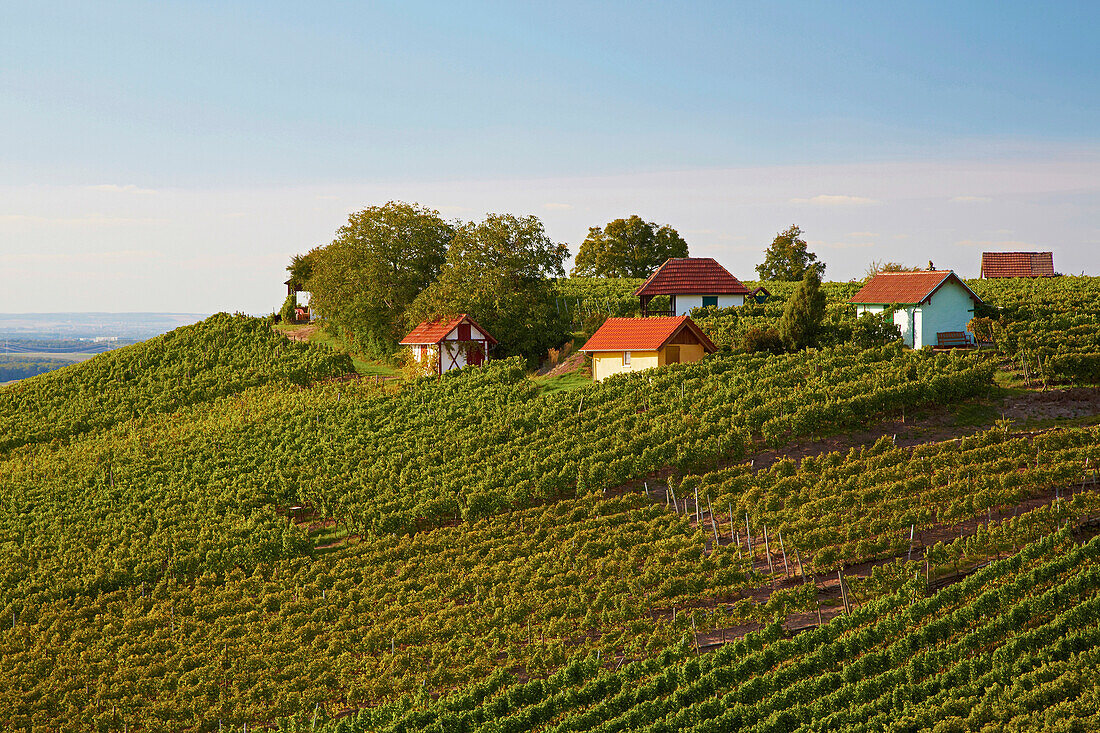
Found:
[848,270,983,349]
[580,316,717,382]
[634,258,750,317]
[399,314,498,375]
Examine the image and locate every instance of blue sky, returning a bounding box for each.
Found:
[2,2,1098,312]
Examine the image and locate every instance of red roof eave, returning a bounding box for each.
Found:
[580,315,717,354]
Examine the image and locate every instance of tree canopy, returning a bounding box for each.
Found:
[756,225,824,281]
[864,260,922,278]
[571,215,688,278]
[407,213,570,366]
[779,268,827,350]
[303,202,454,355]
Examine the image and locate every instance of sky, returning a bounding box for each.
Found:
[2,1,1097,313]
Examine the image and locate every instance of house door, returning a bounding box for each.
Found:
[467,342,484,366]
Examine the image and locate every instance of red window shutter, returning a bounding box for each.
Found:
[457,323,471,340]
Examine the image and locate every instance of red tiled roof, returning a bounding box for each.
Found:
[980,252,1055,278]
[399,314,498,345]
[634,258,750,296]
[580,316,717,353]
[848,270,983,306]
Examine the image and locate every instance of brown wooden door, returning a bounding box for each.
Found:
[467,342,484,366]
[666,345,680,364]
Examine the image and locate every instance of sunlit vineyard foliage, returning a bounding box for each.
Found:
[971,276,1100,383]
[682,426,1100,570]
[0,313,352,451]
[5,276,1100,731]
[0,495,782,732]
[315,530,1100,733]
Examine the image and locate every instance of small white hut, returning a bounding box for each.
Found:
[848,270,983,349]
[399,314,497,375]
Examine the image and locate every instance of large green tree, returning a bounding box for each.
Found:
[571,215,688,277]
[756,225,825,281]
[407,213,570,366]
[779,268,827,350]
[304,202,454,354]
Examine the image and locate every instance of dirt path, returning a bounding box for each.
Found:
[281,324,319,342]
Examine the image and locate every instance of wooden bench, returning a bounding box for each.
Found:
[936,331,971,349]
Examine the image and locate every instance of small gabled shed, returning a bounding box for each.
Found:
[848,270,983,349]
[580,316,717,382]
[634,258,750,316]
[980,252,1055,278]
[400,314,498,375]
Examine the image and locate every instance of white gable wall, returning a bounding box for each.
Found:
[916,279,978,348]
[675,294,745,316]
[438,323,491,372]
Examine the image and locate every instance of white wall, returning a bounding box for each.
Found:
[856,304,914,347]
[676,294,745,316]
[918,280,978,347]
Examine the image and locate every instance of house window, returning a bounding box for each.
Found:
[702,296,718,308]
[623,351,631,367]
[457,323,471,340]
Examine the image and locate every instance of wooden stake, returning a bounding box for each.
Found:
[793,544,806,582]
[838,570,850,616]
[694,486,701,528]
[745,514,753,558]
[907,524,915,563]
[763,526,775,576]
[707,495,719,546]
[778,532,790,579]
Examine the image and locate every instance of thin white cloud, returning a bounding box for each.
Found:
[950,195,993,203]
[0,213,165,227]
[847,231,879,238]
[87,184,158,195]
[955,239,1037,248]
[791,194,880,206]
[0,249,164,264]
[810,239,877,250]
[543,203,573,211]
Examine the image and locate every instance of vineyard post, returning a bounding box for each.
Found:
[728,504,735,543]
[692,616,699,655]
[793,544,806,582]
[778,532,790,579]
[735,531,742,560]
[694,486,701,529]
[763,526,775,576]
[644,481,650,499]
[669,484,678,513]
[745,514,753,559]
[838,569,851,616]
[707,495,719,547]
[907,524,915,563]
[814,577,823,626]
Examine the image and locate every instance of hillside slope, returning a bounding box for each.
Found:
[0,313,352,452]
